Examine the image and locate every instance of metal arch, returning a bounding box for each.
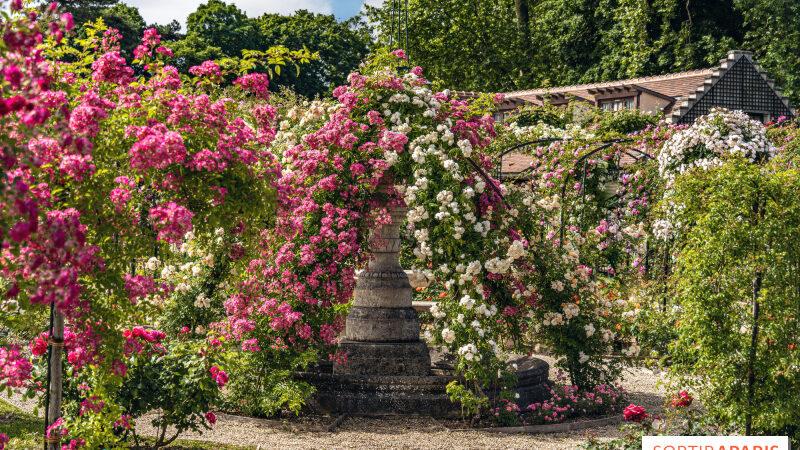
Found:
[464,137,653,252]
[388,0,410,71]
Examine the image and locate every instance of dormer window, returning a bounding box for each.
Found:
[600,98,635,111]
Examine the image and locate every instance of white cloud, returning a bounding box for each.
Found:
[129,0,334,27]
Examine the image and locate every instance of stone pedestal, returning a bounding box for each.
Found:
[335,199,431,377]
[300,184,551,417]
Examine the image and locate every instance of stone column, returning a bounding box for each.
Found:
[334,191,431,376]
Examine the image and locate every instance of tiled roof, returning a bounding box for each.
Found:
[500,152,536,175]
[499,150,650,178]
[505,68,714,100]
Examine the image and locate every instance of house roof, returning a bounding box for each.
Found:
[496,50,796,176]
[505,68,714,116]
[506,68,714,99]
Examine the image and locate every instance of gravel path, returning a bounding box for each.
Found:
[6,358,667,449]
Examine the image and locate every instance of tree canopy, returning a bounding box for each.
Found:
[366,0,800,104]
[53,0,800,102]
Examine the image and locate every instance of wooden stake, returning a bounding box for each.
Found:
[46,309,64,450]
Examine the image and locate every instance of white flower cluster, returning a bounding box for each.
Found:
[193,292,211,308]
[562,302,580,320]
[622,343,641,357]
[543,311,564,326]
[457,343,479,361]
[657,108,776,182]
[441,327,456,343]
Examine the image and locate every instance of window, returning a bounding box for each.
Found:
[600,98,635,111]
[494,111,514,123]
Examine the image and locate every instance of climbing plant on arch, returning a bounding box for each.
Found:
[221,50,646,412]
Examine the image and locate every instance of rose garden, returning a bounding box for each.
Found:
[1,1,800,449]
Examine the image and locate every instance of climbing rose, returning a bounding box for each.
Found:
[234,73,270,99]
[623,404,648,422]
[30,335,47,356]
[0,345,32,388]
[148,202,194,244]
[205,411,216,424]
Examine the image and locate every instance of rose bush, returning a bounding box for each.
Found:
[0,1,312,444]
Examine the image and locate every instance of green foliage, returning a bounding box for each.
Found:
[118,340,224,448]
[163,1,368,97]
[594,108,662,136]
[511,101,577,128]
[98,3,146,58]
[665,157,800,437]
[57,0,118,27]
[186,0,257,57]
[254,10,372,97]
[222,347,318,418]
[446,380,489,421]
[366,0,800,105]
[737,0,800,105]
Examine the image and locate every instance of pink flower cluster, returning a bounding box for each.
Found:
[4,209,103,318]
[127,124,187,171]
[234,73,270,99]
[189,60,223,82]
[91,51,134,84]
[0,345,32,388]
[149,202,194,244]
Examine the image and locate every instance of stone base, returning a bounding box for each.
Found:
[299,351,551,417]
[298,372,459,417]
[334,339,431,376]
[506,354,551,407]
[344,306,421,342]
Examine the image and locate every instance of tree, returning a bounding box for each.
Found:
[736,0,800,105]
[149,20,184,43]
[185,0,257,57]
[53,0,118,27]
[365,0,750,94]
[167,34,227,74]
[584,0,744,82]
[365,0,526,92]
[99,3,146,58]
[254,10,371,97]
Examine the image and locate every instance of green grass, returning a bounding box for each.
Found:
[0,398,40,449]
[0,399,253,450]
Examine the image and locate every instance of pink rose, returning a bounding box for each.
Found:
[205,411,216,424]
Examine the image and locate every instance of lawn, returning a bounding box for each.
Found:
[0,399,253,450]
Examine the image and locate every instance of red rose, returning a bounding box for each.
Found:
[623,404,648,422]
[205,411,216,424]
[671,391,693,408]
[30,336,47,356]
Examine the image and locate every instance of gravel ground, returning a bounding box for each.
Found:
[7,356,667,450]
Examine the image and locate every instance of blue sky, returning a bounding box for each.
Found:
[127,0,381,27]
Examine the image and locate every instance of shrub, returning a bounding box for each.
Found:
[655,109,800,437]
[117,337,225,448]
